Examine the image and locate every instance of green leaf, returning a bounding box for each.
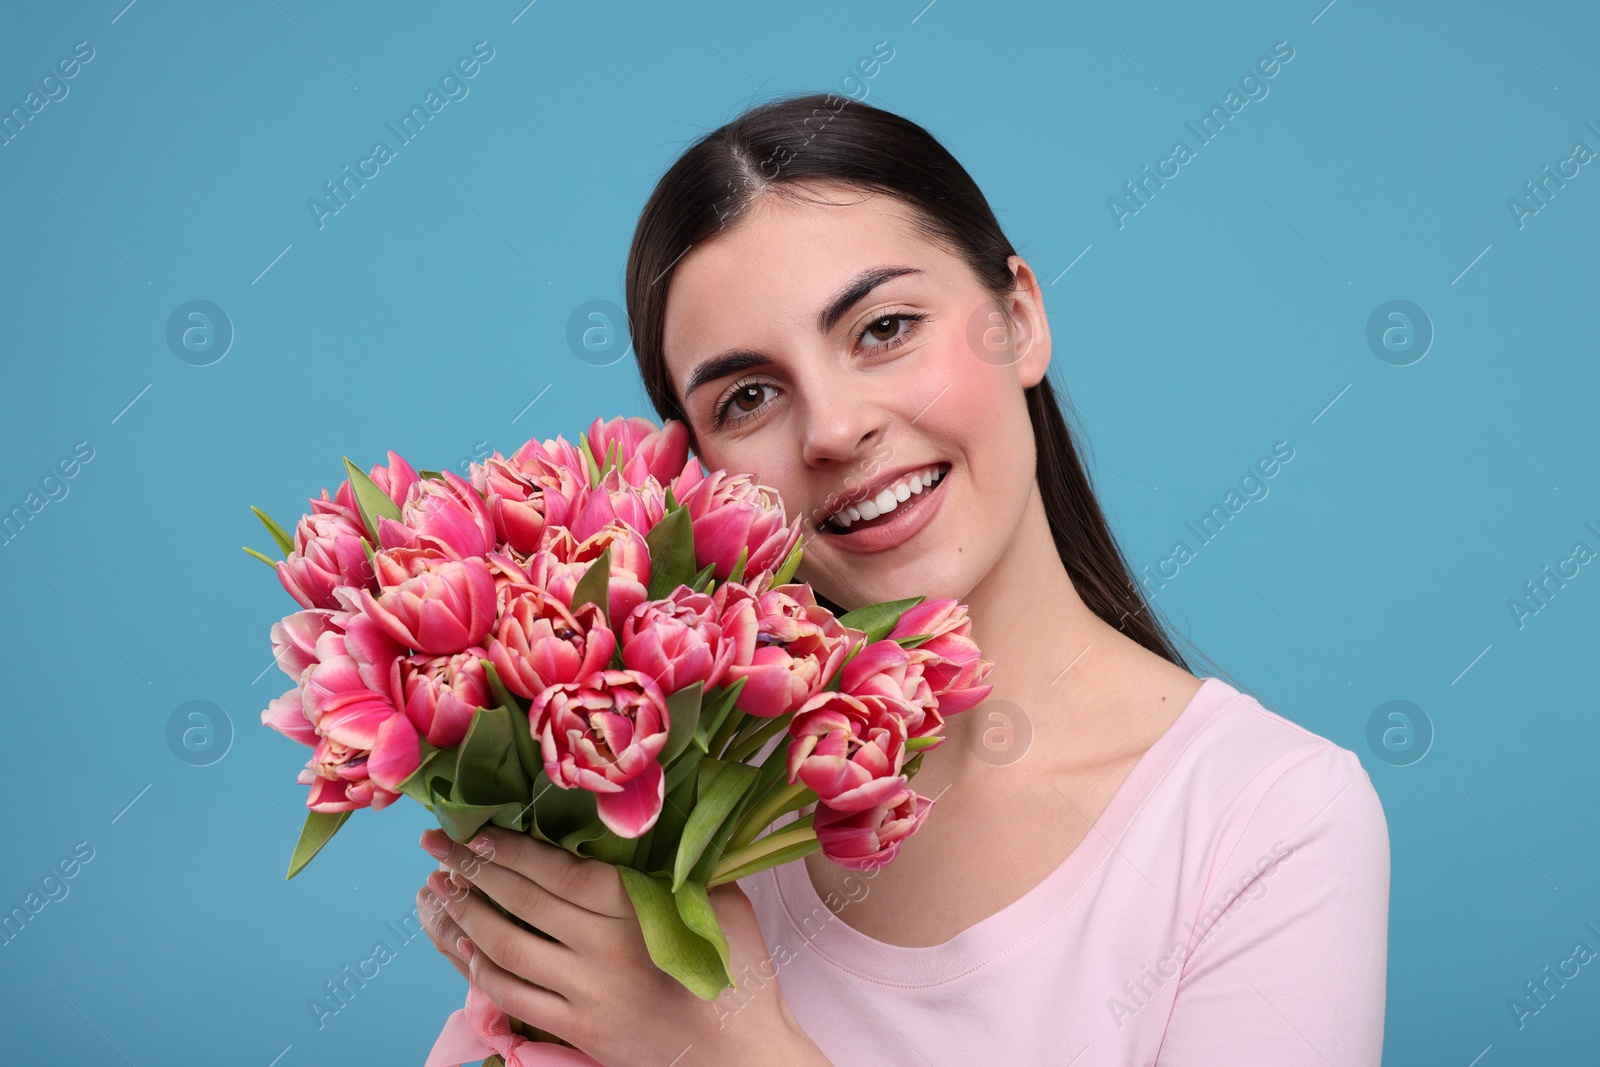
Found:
[689,562,716,593]
[617,868,733,1000]
[664,484,679,512]
[342,456,404,542]
[837,596,927,644]
[644,506,696,600]
[578,828,638,867]
[252,506,296,557]
[674,760,759,891]
[396,740,445,808]
[418,469,446,481]
[894,632,935,649]
[661,681,703,766]
[286,810,351,880]
[570,544,612,628]
[770,540,803,586]
[531,772,599,845]
[904,735,942,753]
[693,678,747,755]
[726,546,749,585]
[481,660,543,784]
[710,822,821,886]
[674,880,732,979]
[902,751,926,778]
[663,745,706,796]
[578,433,602,487]
[558,819,610,852]
[452,705,530,806]
[645,764,700,873]
[603,439,622,478]
[243,546,279,569]
[431,793,528,843]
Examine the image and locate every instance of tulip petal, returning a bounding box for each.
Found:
[595,760,663,838]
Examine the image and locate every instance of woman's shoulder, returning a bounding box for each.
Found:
[1153,676,1390,866]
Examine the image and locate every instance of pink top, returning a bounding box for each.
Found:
[736,676,1390,1066]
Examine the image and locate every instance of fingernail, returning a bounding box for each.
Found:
[467,835,492,857]
[420,831,451,860]
[428,870,454,898]
[449,870,472,891]
[456,936,476,962]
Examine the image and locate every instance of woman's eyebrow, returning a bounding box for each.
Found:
[683,266,923,401]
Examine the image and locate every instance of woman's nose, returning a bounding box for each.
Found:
[797,378,887,469]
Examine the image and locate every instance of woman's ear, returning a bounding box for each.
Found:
[1004,255,1052,390]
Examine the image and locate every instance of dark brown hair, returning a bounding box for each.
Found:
[624,92,1193,670]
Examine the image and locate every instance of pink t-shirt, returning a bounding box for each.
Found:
[735,676,1390,1066]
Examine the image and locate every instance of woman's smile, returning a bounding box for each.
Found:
[815,460,951,553]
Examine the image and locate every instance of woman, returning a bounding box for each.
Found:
[415,94,1390,1066]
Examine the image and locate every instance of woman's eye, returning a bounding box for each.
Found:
[858,312,925,351]
[713,380,777,428]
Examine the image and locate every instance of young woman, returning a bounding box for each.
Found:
[416,94,1390,1066]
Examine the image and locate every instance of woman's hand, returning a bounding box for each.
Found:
[416,826,830,1067]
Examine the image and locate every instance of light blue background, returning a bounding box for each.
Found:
[2,1,1596,1063]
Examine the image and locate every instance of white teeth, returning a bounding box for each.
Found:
[826,463,947,530]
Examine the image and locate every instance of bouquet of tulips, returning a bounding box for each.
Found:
[248,415,992,1055]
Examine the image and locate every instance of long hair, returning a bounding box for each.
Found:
[624,92,1194,670]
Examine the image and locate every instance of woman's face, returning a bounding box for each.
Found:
[660,182,1051,610]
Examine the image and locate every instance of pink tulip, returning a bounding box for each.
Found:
[511,434,590,489]
[532,669,671,838]
[786,691,913,812]
[570,520,652,626]
[620,586,737,693]
[470,455,549,554]
[270,609,341,680]
[378,470,496,560]
[332,451,422,540]
[360,555,497,655]
[567,468,667,543]
[390,649,490,748]
[679,470,801,583]
[814,787,934,871]
[725,584,857,717]
[585,415,702,492]
[888,599,995,716]
[276,501,374,609]
[841,639,942,742]
[487,587,616,700]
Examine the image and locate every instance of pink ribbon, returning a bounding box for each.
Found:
[424,981,601,1067]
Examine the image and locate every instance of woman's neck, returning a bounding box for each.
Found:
[935,481,1163,777]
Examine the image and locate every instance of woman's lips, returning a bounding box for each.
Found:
[816,465,949,554]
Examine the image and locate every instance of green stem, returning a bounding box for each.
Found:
[724,780,811,855]
[724,715,788,764]
[707,707,747,759]
[710,819,817,884]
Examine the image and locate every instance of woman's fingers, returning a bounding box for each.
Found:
[421,829,612,948]
[457,933,576,1045]
[452,827,632,918]
[416,880,471,982]
[431,869,579,999]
